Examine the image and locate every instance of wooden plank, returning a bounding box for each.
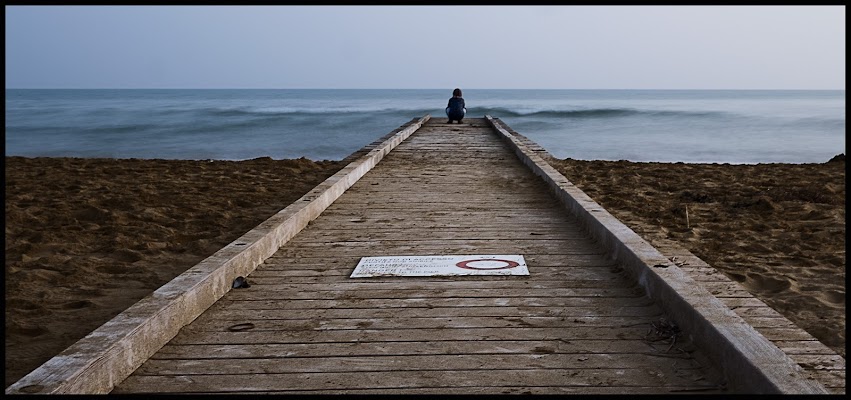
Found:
[209,296,658,311]
[168,327,656,346]
[321,205,564,211]
[262,254,615,268]
[250,264,619,275]
[185,386,725,395]
[283,231,591,242]
[328,202,561,209]
[221,287,645,300]
[248,271,624,282]
[271,240,604,251]
[345,187,543,193]
[179,316,661,334]
[277,238,601,247]
[353,181,539,187]
[331,200,559,206]
[247,267,628,282]
[132,353,705,376]
[313,216,580,225]
[258,262,617,273]
[346,178,553,185]
[318,209,578,218]
[149,339,686,360]
[389,146,509,150]
[246,277,631,287]
[356,173,541,180]
[375,157,522,161]
[244,276,625,286]
[236,280,636,290]
[113,368,717,393]
[7,116,434,395]
[188,306,664,323]
[296,224,583,232]
[301,221,583,229]
[269,250,608,261]
[332,195,556,201]
[331,190,556,197]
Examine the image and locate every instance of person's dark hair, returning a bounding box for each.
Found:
[453,88,462,97]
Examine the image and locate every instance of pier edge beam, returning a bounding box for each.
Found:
[484,114,827,394]
[5,115,431,395]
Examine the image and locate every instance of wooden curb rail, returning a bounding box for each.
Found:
[5,115,431,395]
[484,115,827,394]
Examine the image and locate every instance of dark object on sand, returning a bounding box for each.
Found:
[232,276,250,289]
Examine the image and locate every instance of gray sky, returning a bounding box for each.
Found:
[4,5,846,89]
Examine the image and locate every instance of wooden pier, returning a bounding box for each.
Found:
[7,116,841,394]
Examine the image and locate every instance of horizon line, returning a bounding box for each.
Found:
[5,87,846,91]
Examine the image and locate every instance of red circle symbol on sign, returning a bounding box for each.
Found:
[455,259,520,270]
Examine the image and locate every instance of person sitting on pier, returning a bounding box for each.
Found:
[446,88,466,124]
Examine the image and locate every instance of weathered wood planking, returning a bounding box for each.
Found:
[496,120,844,394]
[131,353,706,376]
[207,296,659,311]
[261,253,615,268]
[116,369,718,394]
[6,116,432,395]
[186,305,664,322]
[246,269,629,283]
[487,116,830,394]
[114,118,727,394]
[144,339,720,360]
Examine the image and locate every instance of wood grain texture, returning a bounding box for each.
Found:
[114,118,726,394]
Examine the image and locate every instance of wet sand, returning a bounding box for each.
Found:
[4,154,845,387]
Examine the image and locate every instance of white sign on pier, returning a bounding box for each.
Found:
[350,255,529,278]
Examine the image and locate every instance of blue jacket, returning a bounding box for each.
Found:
[447,97,466,118]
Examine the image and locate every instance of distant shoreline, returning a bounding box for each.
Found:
[4,153,845,165]
[5,88,847,92]
[6,89,844,163]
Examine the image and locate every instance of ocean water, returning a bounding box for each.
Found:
[5,89,845,164]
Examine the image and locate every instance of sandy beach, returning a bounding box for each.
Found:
[4,154,845,387]
[549,155,846,360]
[4,156,344,387]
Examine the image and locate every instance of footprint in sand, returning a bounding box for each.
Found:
[816,290,845,306]
[111,249,143,263]
[743,273,791,294]
[8,322,49,337]
[6,298,41,311]
[59,300,95,310]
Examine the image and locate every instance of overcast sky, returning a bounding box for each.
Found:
[4,5,846,89]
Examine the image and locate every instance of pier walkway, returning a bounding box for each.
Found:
[113,117,727,394]
[8,116,838,394]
